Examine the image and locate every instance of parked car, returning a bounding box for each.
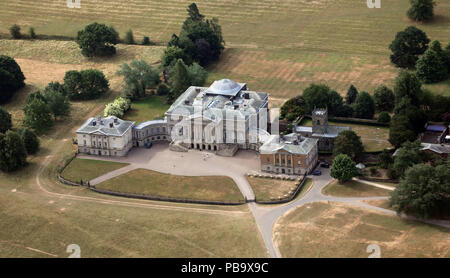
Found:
[145,141,153,149]
[321,163,330,168]
[311,170,322,176]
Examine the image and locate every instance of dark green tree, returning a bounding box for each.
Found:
[378,149,394,169]
[124,29,135,44]
[302,84,332,114]
[167,59,191,104]
[416,41,448,84]
[330,154,359,183]
[45,81,67,96]
[280,95,306,121]
[389,114,417,148]
[393,71,423,107]
[333,130,364,160]
[29,27,36,39]
[43,87,70,120]
[389,26,430,68]
[64,69,109,100]
[20,128,39,155]
[23,98,54,133]
[353,91,375,119]
[0,131,27,172]
[393,140,422,176]
[76,22,119,57]
[141,36,151,45]
[390,163,449,219]
[345,84,358,104]
[373,85,395,112]
[0,108,12,133]
[162,46,191,67]
[157,84,170,96]
[187,62,208,86]
[0,55,26,103]
[407,0,436,22]
[116,60,160,100]
[9,24,21,39]
[377,111,391,124]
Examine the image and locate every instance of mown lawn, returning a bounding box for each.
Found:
[301,119,392,152]
[247,177,312,202]
[61,158,129,183]
[123,95,169,124]
[96,169,244,203]
[322,180,391,197]
[274,202,450,258]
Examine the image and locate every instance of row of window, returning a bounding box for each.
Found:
[136,126,166,139]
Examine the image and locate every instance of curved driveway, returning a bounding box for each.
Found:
[79,145,450,258]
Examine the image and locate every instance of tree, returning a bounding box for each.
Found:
[64,69,109,100]
[301,84,345,116]
[167,59,191,104]
[103,97,131,118]
[280,95,306,121]
[330,154,359,183]
[29,27,36,39]
[0,108,12,134]
[377,111,391,124]
[157,84,170,96]
[43,87,70,120]
[407,0,436,22]
[20,128,39,155]
[390,163,450,219]
[116,60,160,100]
[393,140,422,176]
[389,26,430,68]
[23,98,54,133]
[9,24,21,39]
[169,3,224,67]
[389,114,417,148]
[0,55,26,103]
[45,81,67,96]
[142,36,151,45]
[124,29,135,44]
[0,131,27,172]
[187,62,208,86]
[393,71,423,107]
[373,85,395,112]
[345,84,358,104]
[333,130,364,160]
[416,41,448,84]
[76,22,119,57]
[162,46,191,67]
[378,149,394,169]
[353,91,375,119]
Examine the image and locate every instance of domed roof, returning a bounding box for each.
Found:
[207,79,245,96]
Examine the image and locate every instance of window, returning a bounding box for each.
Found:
[136,131,139,138]
[157,127,160,133]
[83,140,86,145]
[162,127,166,133]
[317,120,320,125]
[93,141,96,146]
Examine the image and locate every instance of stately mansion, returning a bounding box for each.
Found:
[76,79,323,175]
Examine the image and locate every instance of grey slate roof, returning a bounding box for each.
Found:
[260,133,318,155]
[77,116,135,136]
[421,143,450,154]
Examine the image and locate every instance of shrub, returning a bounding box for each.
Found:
[23,97,54,133]
[373,85,395,112]
[124,29,135,44]
[9,24,21,39]
[330,154,358,183]
[29,27,36,39]
[0,108,12,133]
[377,111,391,123]
[142,36,151,45]
[407,0,436,22]
[103,97,131,118]
[0,131,27,172]
[369,167,379,177]
[353,91,375,119]
[157,84,170,96]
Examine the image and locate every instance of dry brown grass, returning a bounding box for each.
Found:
[274,202,450,258]
[247,176,300,202]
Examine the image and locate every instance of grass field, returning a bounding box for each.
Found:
[247,177,312,202]
[301,118,392,152]
[95,169,244,203]
[123,96,170,123]
[0,0,448,99]
[61,158,129,183]
[0,38,266,257]
[274,202,450,257]
[322,180,391,197]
